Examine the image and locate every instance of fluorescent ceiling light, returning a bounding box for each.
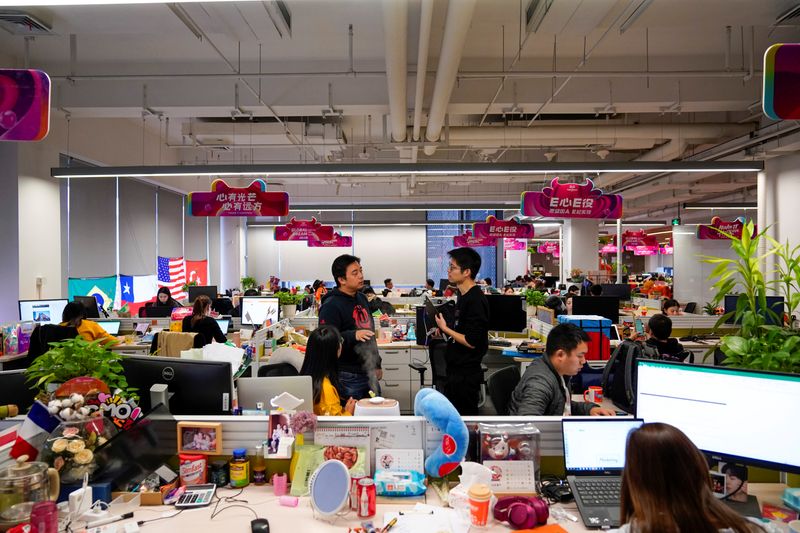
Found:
[619,0,655,34]
[51,161,764,179]
[291,202,518,212]
[0,0,258,5]
[647,230,673,236]
[603,220,666,227]
[682,202,757,210]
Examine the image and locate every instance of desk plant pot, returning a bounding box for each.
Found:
[281,305,297,319]
[277,292,305,320]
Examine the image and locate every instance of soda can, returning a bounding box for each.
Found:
[356,478,376,518]
[350,476,366,510]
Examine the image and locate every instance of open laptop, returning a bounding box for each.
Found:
[94,320,121,335]
[237,376,313,412]
[562,418,643,529]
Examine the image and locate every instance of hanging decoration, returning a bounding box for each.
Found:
[763,43,800,120]
[472,216,534,240]
[696,216,756,240]
[503,238,527,251]
[307,233,353,248]
[187,179,289,217]
[536,242,560,257]
[274,217,335,242]
[453,230,496,248]
[520,177,623,219]
[0,69,50,142]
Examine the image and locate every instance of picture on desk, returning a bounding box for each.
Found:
[267,411,295,459]
[713,462,750,503]
[176,421,223,455]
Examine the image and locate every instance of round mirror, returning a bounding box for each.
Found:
[309,460,351,517]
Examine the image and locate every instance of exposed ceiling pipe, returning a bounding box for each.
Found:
[595,139,689,189]
[412,0,434,142]
[424,0,478,156]
[383,0,409,142]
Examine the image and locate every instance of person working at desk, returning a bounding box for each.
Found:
[182,295,226,347]
[300,325,356,416]
[612,423,764,533]
[507,323,616,416]
[567,285,580,296]
[319,254,382,399]
[60,302,115,344]
[148,287,182,309]
[662,298,681,316]
[433,247,489,416]
[590,284,603,296]
[644,314,689,361]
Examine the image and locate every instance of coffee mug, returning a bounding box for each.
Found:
[583,386,603,403]
[788,519,800,533]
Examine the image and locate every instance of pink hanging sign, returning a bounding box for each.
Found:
[537,242,560,257]
[660,245,674,255]
[620,230,658,250]
[520,178,623,219]
[632,246,659,256]
[600,244,618,254]
[504,238,527,251]
[188,179,289,217]
[307,232,352,248]
[696,216,756,240]
[275,217,335,241]
[453,230,496,248]
[472,216,534,240]
[0,69,50,142]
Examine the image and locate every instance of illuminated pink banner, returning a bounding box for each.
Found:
[0,69,50,141]
[307,232,352,248]
[275,217,335,241]
[600,244,618,254]
[537,242,560,257]
[632,246,659,256]
[188,179,289,217]
[660,245,674,255]
[472,216,534,240]
[620,230,658,250]
[696,216,756,240]
[504,238,527,251]
[454,230,496,247]
[521,178,623,219]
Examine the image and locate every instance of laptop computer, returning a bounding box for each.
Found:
[94,320,121,335]
[237,376,313,412]
[562,418,643,529]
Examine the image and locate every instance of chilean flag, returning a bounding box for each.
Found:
[116,274,159,315]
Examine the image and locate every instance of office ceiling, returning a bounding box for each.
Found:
[4,0,800,221]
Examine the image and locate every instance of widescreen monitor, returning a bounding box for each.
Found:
[572,296,621,324]
[18,299,68,324]
[139,306,175,318]
[120,355,233,415]
[487,295,527,333]
[600,284,632,301]
[635,360,800,474]
[241,297,280,327]
[74,295,100,319]
[724,295,784,326]
[187,285,218,303]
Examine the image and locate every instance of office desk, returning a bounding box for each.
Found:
[0,353,27,370]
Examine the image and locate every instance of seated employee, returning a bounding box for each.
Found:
[424,278,436,295]
[508,323,616,416]
[60,302,116,344]
[363,287,395,315]
[147,287,182,308]
[662,298,681,316]
[567,285,580,296]
[182,295,227,347]
[589,284,603,296]
[645,313,689,361]
[300,325,356,416]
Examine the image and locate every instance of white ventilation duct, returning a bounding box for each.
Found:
[594,139,689,189]
[424,0,477,155]
[412,0,433,142]
[383,0,409,143]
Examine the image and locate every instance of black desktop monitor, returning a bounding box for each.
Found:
[600,284,632,301]
[19,299,68,324]
[120,355,233,415]
[724,294,784,326]
[542,276,559,289]
[636,360,800,474]
[140,306,175,318]
[74,295,100,319]
[487,295,527,333]
[0,370,38,413]
[571,296,620,324]
[187,285,218,303]
[438,279,450,293]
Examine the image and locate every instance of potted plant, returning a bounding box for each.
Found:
[277,291,305,319]
[182,280,198,293]
[569,268,585,283]
[241,276,257,291]
[524,288,547,317]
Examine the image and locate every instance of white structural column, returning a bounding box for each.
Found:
[219,217,244,293]
[562,219,598,282]
[760,153,800,288]
[0,144,20,322]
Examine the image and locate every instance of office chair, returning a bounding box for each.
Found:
[0,370,38,413]
[487,365,521,416]
[409,339,488,407]
[149,331,205,356]
[16,325,81,370]
[258,362,299,377]
[683,302,697,314]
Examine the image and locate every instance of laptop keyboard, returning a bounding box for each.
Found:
[574,478,621,505]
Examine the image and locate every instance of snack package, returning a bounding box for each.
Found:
[17,321,34,354]
[478,423,541,488]
[290,445,367,496]
[374,470,426,497]
[179,453,207,486]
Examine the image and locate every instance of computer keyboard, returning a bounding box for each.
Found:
[488,339,513,347]
[574,478,621,505]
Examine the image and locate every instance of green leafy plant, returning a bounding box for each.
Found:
[277,292,305,306]
[240,276,258,291]
[181,280,198,292]
[26,337,137,398]
[524,288,547,307]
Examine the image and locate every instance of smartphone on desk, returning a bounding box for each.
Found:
[634,318,644,335]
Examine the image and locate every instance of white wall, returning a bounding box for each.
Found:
[644,252,674,273]
[672,226,736,306]
[18,173,62,300]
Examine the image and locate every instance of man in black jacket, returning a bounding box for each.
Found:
[433,247,489,415]
[645,314,689,361]
[319,254,382,399]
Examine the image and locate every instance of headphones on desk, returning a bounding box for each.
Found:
[493,496,549,529]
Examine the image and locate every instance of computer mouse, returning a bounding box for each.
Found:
[251,518,270,533]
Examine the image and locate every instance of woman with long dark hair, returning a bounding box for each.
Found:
[614,423,764,533]
[300,325,356,416]
[153,287,182,307]
[181,295,226,347]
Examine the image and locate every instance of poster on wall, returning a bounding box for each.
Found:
[472,216,534,240]
[696,216,756,240]
[0,69,50,142]
[453,230,496,247]
[520,178,623,219]
[307,233,352,247]
[763,43,800,120]
[187,179,289,217]
[274,217,335,242]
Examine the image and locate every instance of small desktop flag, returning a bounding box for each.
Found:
[116,274,158,315]
[157,256,187,301]
[10,401,59,460]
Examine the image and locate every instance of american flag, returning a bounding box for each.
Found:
[157,256,187,300]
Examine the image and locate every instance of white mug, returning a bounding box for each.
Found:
[788,519,800,533]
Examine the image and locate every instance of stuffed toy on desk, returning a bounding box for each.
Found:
[413,389,468,478]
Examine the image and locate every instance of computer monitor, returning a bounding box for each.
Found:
[237,376,313,411]
[94,320,121,335]
[572,296,620,324]
[140,306,175,318]
[241,297,280,326]
[542,276,559,289]
[635,360,800,474]
[74,295,100,319]
[215,318,230,333]
[18,299,68,324]
[188,285,218,303]
[724,294,784,326]
[487,295,527,333]
[0,370,38,413]
[439,279,450,293]
[120,355,233,415]
[600,284,632,301]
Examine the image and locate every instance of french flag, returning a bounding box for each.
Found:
[10,401,60,460]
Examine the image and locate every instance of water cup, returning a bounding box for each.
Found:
[468,484,492,527]
[583,386,603,403]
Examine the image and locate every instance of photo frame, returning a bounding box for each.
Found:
[267,411,294,459]
[176,422,223,455]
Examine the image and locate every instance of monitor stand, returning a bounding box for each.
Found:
[723,495,762,518]
[150,384,172,414]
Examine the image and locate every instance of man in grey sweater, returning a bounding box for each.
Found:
[508,323,617,416]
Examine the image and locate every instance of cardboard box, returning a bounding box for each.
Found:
[111,491,164,506]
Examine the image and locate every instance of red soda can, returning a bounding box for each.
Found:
[356,478,376,518]
[350,476,366,510]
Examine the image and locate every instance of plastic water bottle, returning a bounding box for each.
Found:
[407,323,416,341]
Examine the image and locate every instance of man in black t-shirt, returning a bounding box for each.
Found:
[434,247,489,415]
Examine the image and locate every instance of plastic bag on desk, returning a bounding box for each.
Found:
[447,462,496,511]
[202,343,244,375]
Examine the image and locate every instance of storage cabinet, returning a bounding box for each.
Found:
[378,346,430,414]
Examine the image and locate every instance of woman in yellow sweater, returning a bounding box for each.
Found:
[60,301,116,344]
[300,325,356,416]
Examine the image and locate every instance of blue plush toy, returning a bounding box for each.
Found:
[414,388,468,478]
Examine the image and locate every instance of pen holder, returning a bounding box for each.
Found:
[272,473,288,496]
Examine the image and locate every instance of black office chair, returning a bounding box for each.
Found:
[409,339,488,406]
[683,302,698,314]
[0,370,38,413]
[16,324,81,371]
[487,365,521,415]
[258,363,299,377]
